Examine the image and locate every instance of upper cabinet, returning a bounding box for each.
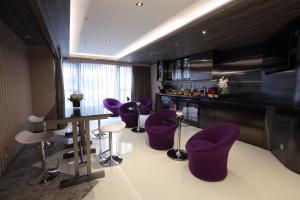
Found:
[190,51,214,81]
[182,58,191,80]
[158,51,214,81]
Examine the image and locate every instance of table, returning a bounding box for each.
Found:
[44,104,110,188]
[129,103,145,133]
[166,118,188,161]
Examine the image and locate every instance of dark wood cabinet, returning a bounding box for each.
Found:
[156,93,269,149]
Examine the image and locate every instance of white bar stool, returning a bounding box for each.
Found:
[28,115,45,132]
[99,121,126,167]
[15,130,60,185]
[92,119,107,139]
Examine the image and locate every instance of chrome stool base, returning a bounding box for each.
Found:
[99,149,110,159]
[100,155,123,167]
[167,149,188,161]
[92,133,107,140]
[132,127,145,133]
[27,168,60,186]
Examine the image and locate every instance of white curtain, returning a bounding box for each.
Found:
[63,60,132,116]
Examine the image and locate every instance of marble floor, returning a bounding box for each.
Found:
[1,116,300,200]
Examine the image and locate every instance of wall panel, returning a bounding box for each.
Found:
[0,21,32,174]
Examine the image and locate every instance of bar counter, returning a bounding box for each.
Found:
[156,93,300,174]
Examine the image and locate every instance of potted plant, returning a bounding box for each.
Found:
[217,76,229,97]
[68,92,84,108]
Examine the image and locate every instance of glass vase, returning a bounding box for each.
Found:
[72,100,80,108]
[218,87,229,97]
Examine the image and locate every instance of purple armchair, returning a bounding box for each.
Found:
[186,123,240,181]
[103,98,122,117]
[145,109,177,150]
[139,97,152,115]
[119,102,138,128]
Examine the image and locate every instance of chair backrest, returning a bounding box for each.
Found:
[103,98,121,107]
[198,123,240,144]
[146,109,176,126]
[139,97,152,107]
[119,102,137,114]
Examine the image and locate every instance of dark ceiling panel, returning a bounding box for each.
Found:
[0,0,45,45]
[35,0,70,57]
[120,0,300,64]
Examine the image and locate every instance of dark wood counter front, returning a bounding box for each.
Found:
[156,93,300,174]
[156,93,270,149]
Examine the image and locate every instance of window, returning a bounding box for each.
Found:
[62,60,132,115]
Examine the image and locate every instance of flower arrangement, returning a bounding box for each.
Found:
[217,76,229,97]
[176,111,184,123]
[68,92,84,107]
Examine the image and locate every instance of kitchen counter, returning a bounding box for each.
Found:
[157,93,300,111]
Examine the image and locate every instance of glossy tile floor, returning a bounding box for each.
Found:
[43,116,300,200]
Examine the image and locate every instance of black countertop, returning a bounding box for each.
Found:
[157,93,300,111]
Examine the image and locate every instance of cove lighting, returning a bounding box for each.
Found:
[70,0,232,60]
[116,0,231,58]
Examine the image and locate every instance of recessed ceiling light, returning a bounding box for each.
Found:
[202,30,207,34]
[70,0,231,60]
[24,35,31,39]
[136,2,144,7]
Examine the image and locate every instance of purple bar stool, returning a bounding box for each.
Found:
[103,98,122,117]
[119,102,138,128]
[145,109,177,150]
[186,122,240,181]
[139,96,152,115]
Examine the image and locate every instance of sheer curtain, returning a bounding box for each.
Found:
[63,60,132,115]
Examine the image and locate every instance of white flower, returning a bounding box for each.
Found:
[69,92,84,101]
[176,111,183,117]
[217,76,228,89]
[136,101,141,106]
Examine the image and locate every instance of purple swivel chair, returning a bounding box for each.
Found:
[103,98,122,117]
[139,96,152,115]
[186,122,240,181]
[145,109,178,150]
[119,102,138,128]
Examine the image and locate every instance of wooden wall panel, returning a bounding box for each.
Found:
[0,21,32,174]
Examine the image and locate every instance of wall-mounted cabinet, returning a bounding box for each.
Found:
[159,51,214,82]
[190,51,214,81]
[182,58,191,80]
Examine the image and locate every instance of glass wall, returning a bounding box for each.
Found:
[63,60,132,115]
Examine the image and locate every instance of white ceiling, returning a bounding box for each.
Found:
[70,0,232,60]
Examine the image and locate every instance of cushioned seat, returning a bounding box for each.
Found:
[119,102,138,128]
[139,96,152,115]
[15,130,55,144]
[187,139,214,150]
[145,109,177,150]
[103,98,122,117]
[186,122,239,181]
[28,115,44,123]
[100,121,126,133]
[15,130,59,184]
[149,124,174,132]
[99,121,126,167]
